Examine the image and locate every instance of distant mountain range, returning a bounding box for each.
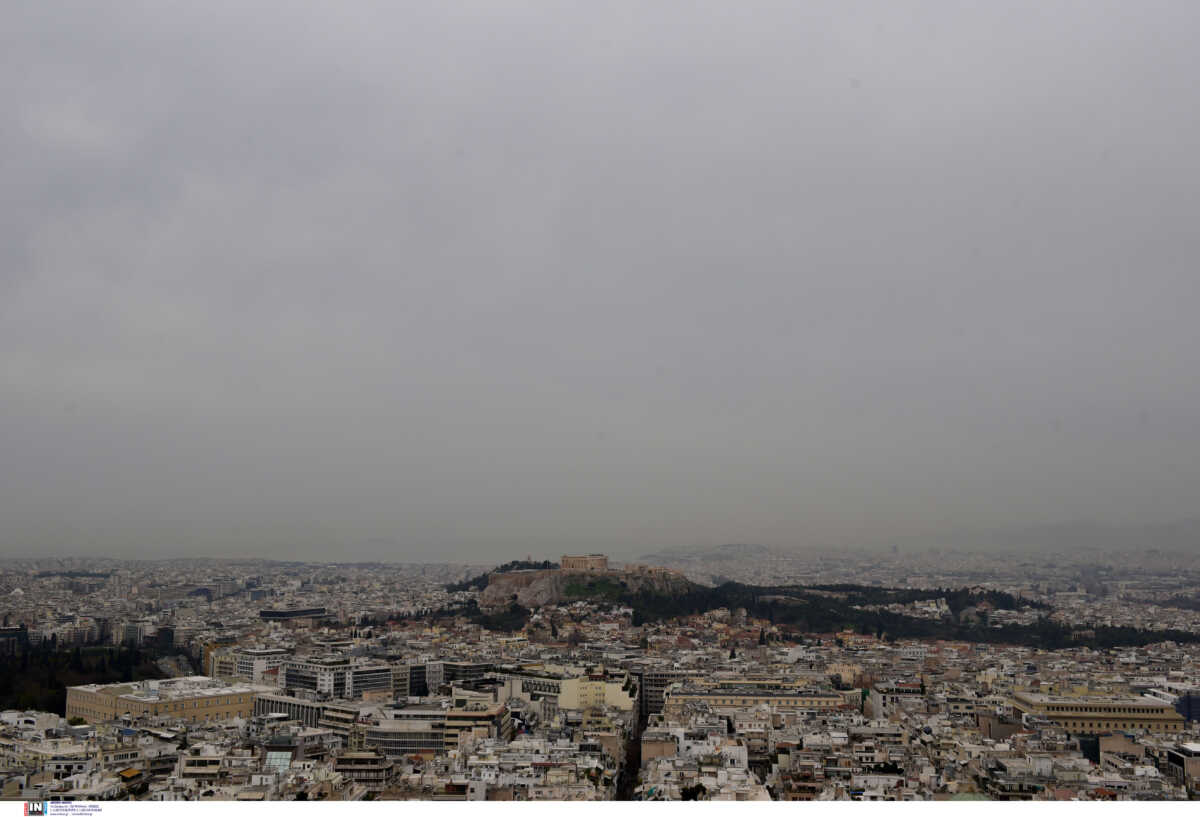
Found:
[880,518,1200,556]
[639,518,1200,563]
[638,543,776,563]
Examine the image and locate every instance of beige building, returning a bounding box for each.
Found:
[387,697,514,754]
[663,685,843,717]
[558,671,637,711]
[1010,691,1186,734]
[66,676,268,724]
[208,648,237,680]
[561,554,608,571]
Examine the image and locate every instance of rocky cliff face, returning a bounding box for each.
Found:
[478,569,694,610]
[479,570,566,609]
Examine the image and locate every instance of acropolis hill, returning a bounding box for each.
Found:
[478,555,688,610]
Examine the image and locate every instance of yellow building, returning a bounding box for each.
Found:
[558,671,638,711]
[1010,691,1186,734]
[827,662,863,687]
[66,676,269,724]
[208,648,238,680]
[663,685,843,717]
[200,635,239,677]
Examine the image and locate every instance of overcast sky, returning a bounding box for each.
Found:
[3,2,1200,562]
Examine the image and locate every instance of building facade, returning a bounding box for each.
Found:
[1010,692,1187,734]
[281,656,393,700]
[560,555,608,572]
[66,677,264,724]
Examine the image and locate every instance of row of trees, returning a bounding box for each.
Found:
[1156,595,1200,611]
[445,560,559,592]
[0,644,166,714]
[803,584,1049,613]
[418,579,1197,653]
[574,581,1199,651]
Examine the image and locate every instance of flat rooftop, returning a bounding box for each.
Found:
[671,685,840,697]
[70,676,264,701]
[1014,692,1166,706]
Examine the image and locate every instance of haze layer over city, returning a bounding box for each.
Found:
[5,1,1200,564]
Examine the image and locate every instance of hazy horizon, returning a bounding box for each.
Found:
[4,517,1200,566]
[5,2,1200,564]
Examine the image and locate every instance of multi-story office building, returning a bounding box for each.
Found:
[1163,742,1200,787]
[281,656,392,700]
[364,720,445,757]
[282,657,345,696]
[425,661,491,693]
[393,663,429,698]
[235,647,290,682]
[1175,690,1200,722]
[254,693,327,728]
[350,664,394,698]
[118,621,152,646]
[635,669,702,719]
[387,701,513,753]
[207,577,241,598]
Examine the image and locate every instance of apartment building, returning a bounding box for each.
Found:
[332,752,394,793]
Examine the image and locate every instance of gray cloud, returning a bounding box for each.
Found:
[3,1,1200,561]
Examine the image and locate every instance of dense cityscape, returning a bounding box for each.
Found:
[3,548,1200,802]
